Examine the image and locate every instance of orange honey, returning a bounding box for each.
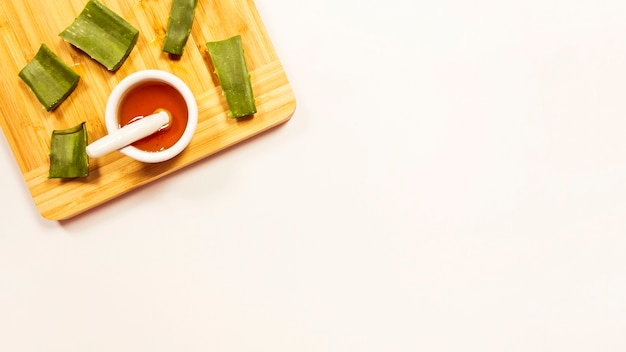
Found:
[118,82,188,152]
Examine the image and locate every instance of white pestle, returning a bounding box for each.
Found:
[86,110,171,158]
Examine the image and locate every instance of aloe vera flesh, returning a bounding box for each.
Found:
[162,0,198,56]
[49,122,89,178]
[59,0,138,71]
[18,44,80,111]
[207,36,257,118]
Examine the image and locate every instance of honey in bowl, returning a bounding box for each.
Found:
[118,82,188,152]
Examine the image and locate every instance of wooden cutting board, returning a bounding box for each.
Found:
[0,0,295,220]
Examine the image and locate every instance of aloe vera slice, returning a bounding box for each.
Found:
[18,44,80,111]
[59,0,138,71]
[162,0,198,56]
[49,122,89,178]
[207,35,257,118]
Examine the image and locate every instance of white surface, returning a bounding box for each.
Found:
[2,0,626,351]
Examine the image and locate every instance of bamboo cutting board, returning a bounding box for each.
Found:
[0,0,295,220]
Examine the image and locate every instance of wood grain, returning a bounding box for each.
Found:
[0,0,295,220]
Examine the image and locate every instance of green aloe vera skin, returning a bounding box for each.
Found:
[59,0,139,71]
[18,44,80,111]
[162,0,198,56]
[49,122,89,178]
[207,35,257,118]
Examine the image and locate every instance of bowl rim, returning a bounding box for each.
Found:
[105,69,198,163]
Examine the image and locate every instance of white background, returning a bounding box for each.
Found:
[2,0,626,351]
